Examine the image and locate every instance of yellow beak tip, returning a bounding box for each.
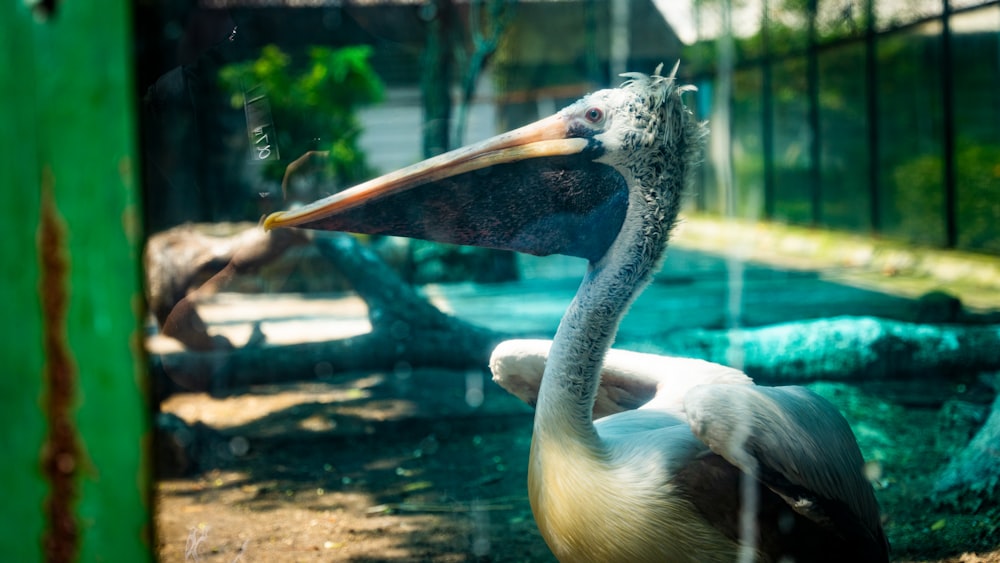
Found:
[262,212,283,232]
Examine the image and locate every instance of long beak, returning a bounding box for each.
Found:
[261,112,628,262]
[264,114,586,231]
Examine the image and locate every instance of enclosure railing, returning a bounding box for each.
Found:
[686,0,1000,255]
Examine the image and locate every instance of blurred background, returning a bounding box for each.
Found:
[134,0,1000,256]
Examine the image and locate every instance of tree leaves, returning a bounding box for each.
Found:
[218,44,385,187]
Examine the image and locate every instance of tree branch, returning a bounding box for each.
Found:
[150,231,507,399]
[657,316,1000,384]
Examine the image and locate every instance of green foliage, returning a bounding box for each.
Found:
[893,143,1000,252]
[683,0,871,68]
[684,1,1000,253]
[955,144,1000,253]
[219,44,384,184]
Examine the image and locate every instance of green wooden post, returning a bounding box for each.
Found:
[1,1,152,561]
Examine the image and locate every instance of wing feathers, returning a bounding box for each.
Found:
[684,384,888,556]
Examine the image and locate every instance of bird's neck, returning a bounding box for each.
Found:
[534,186,677,444]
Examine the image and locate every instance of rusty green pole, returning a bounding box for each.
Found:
[1,1,151,561]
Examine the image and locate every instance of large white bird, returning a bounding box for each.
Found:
[265,64,889,563]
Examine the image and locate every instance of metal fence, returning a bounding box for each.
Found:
[686,0,1000,255]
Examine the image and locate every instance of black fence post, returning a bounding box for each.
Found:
[941,0,958,248]
[762,0,775,221]
[807,0,822,227]
[865,0,881,235]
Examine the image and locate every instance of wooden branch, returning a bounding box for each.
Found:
[145,224,309,351]
[147,227,1000,403]
[933,381,1000,510]
[152,329,505,397]
[151,233,507,398]
[153,302,1000,402]
[655,316,1000,384]
[312,233,451,326]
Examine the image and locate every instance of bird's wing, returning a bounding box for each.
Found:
[595,408,710,476]
[683,384,887,552]
[489,339,752,420]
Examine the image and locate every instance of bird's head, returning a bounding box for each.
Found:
[264,64,705,264]
[572,65,704,180]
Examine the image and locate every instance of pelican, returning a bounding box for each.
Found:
[264,64,889,562]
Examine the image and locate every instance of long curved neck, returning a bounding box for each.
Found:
[534,186,678,443]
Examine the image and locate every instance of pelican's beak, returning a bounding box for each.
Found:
[263,113,628,261]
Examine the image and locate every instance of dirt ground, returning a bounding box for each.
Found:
[155,369,547,562]
[154,364,1000,563]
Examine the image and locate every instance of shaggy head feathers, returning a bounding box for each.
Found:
[600,63,707,189]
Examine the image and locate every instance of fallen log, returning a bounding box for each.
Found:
[145,223,311,350]
[152,233,506,398]
[153,310,1000,399]
[655,317,1000,385]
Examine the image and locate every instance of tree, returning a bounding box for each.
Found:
[452,0,515,147]
[218,44,384,189]
[421,0,516,156]
[421,0,457,159]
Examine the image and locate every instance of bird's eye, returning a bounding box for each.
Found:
[584,107,604,124]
